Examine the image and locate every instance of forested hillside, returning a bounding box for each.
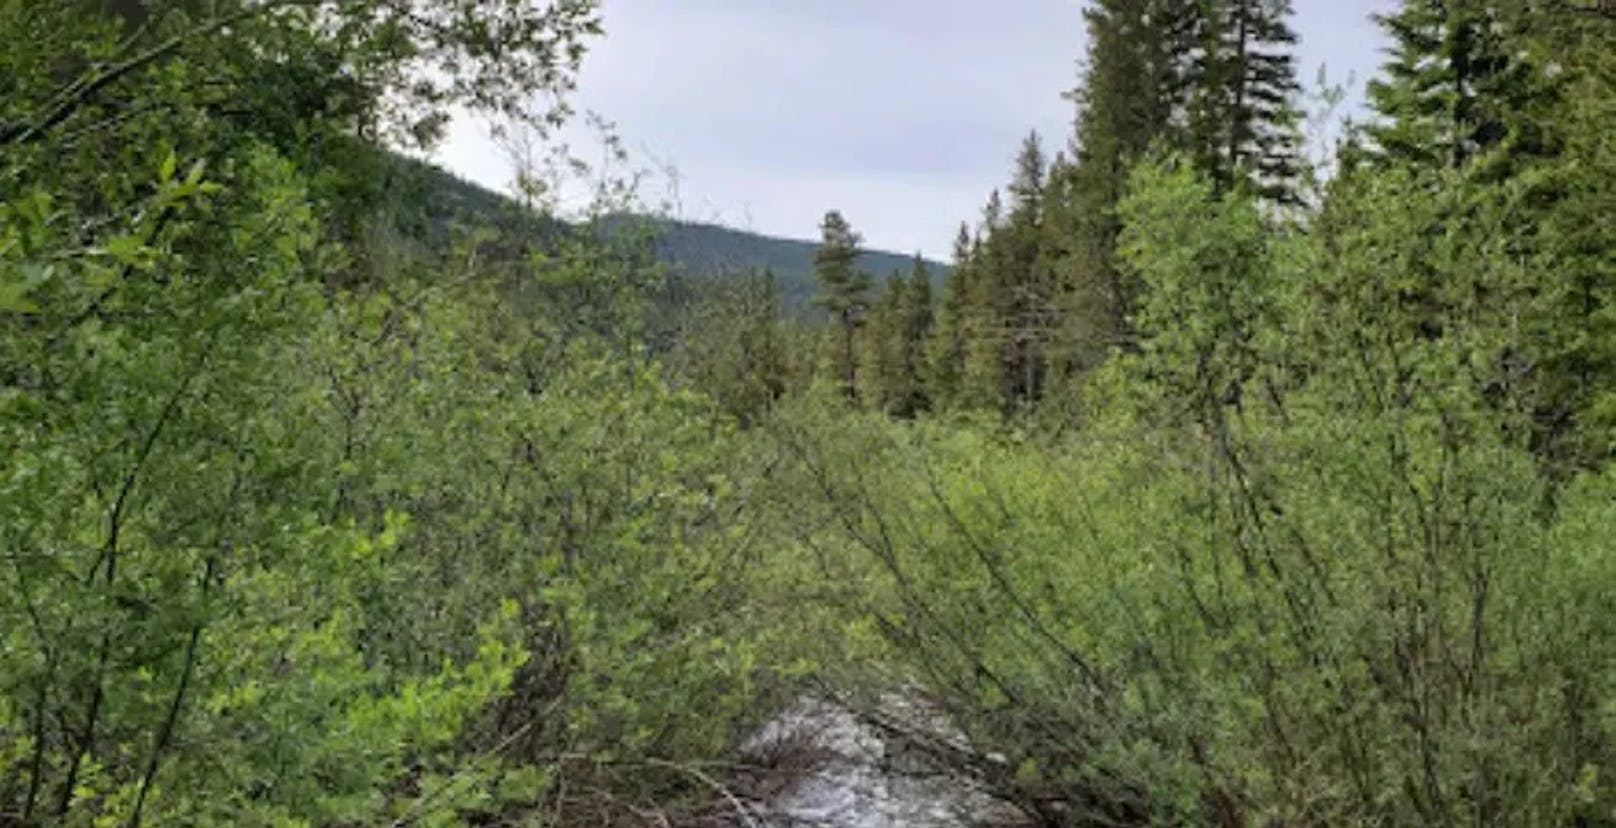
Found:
[646,219,945,313]
[4,1,1616,827]
[400,155,946,312]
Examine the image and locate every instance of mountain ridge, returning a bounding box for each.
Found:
[400,154,949,312]
[645,217,949,312]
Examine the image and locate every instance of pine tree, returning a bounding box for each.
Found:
[926,224,976,409]
[1051,0,1206,374]
[813,210,872,402]
[1192,0,1304,202]
[1365,0,1555,175]
[1001,133,1056,411]
[901,255,936,416]
[859,271,909,413]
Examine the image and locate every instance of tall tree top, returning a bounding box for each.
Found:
[982,189,1005,232]
[952,223,974,265]
[1010,132,1048,215]
[1365,0,1552,173]
[1195,0,1304,201]
[814,210,872,317]
[909,254,934,302]
[817,210,862,257]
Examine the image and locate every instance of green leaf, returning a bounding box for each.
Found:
[103,234,147,268]
[184,158,208,187]
[0,283,39,313]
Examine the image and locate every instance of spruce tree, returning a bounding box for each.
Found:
[813,210,872,401]
[902,255,936,416]
[966,190,1011,411]
[1009,132,1047,217]
[926,224,977,409]
[1547,23,1616,467]
[1193,0,1304,202]
[958,224,1002,412]
[1366,0,1554,175]
[982,189,1005,234]
[855,258,935,417]
[1051,0,1206,374]
[1001,133,1056,411]
[740,269,789,416]
[962,138,1055,415]
[859,271,908,413]
[1072,0,1200,157]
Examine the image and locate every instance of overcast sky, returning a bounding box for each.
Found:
[437,1,1396,260]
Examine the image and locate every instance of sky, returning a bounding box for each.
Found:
[437,1,1397,260]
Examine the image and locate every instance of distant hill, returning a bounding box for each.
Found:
[648,219,948,313]
[391,155,948,314]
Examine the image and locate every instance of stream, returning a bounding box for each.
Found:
[743,696,1029,828]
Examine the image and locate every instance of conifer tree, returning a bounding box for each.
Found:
[1075,0,1200,156]
[901,255,936,416]
[927,224,977,409]
[738,269,789,418]
[1192,0,1304,202]
[1365,0,1555,175]
[859,271,908,413]
[958,224,1002,412]
[1009,132,1048,217]
[814,210,872,401]
[1001,133,1056,410]
[952,135,1075,414]
[962,191,1011,412]
[1051,0,1205,372]
[981,189,1005,234]
[857,257,935,417]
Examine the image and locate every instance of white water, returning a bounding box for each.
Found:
[743,697,1027,828]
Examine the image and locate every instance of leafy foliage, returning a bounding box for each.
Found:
[0,3,804,825]
[7,3,1616,827]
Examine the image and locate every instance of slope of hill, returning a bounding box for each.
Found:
[395,156,948,312]
[649,219,948,312]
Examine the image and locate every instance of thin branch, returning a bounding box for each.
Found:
[128,440,248,827]
[55,343,209,819]
[389,717,540,827]
[1,1,319,149]
[641,758,763,828]
[1549,0,1616,20]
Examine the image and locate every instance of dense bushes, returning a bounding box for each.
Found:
[762,370,1616,824]
[0,147,790,823]
[751,158,1616,826]
[0,4,798,823]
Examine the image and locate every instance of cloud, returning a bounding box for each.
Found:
[437,0,1392,259]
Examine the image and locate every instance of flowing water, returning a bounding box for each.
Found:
[743,697,1028,828]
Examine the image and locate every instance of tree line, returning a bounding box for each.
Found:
[728,2,1616,822]
[680,0,1615,474]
